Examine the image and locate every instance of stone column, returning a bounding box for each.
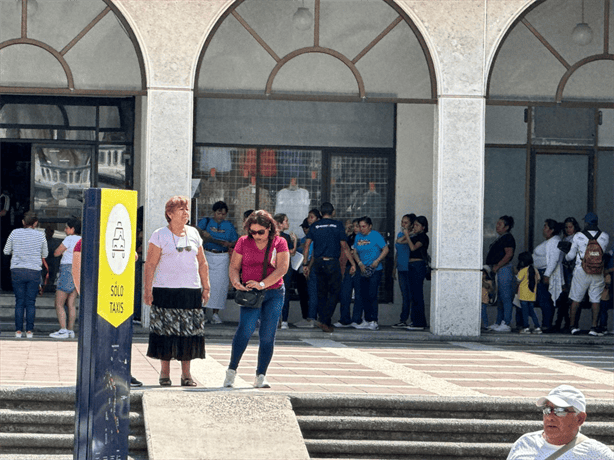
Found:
[142,90,194,238]
[430,97,485,336]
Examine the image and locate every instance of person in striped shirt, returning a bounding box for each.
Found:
[3,211,49,338]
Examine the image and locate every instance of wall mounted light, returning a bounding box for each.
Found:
[293,1,313,31]
[571,0,593,46]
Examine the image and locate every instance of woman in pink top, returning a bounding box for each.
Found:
[223,210,289,389]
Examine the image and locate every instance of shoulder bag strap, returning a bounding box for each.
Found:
[544,433,588,460]
[261,239,272,282]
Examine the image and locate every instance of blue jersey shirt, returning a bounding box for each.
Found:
[306,218,345,259]
[197,217,238,252]
[395,231,410,272]
[354,230,387,271]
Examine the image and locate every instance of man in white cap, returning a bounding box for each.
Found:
[507,384,614,459]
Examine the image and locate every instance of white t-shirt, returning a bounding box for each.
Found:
[60,235,81,265]
[149,226,203,289]
[507,431,614,460]
[566,230,610,270]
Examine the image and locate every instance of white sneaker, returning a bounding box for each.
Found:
[211,314,223,325]
[519,327,531,334]
[26,331,33,339]
[223,369,236,388]
[366,321,379,331]
[494,321,511,333]
[352,320,370,329]
[333,321,352,328]
[294,319,314,328]
[254,374,270,388]
[571,327,581,335]
[15,331,22,338]
[280,321,289,329]
[67,330,75,338]
[532,327,542,334]
[50,329,70,339]
[487,323,499,330]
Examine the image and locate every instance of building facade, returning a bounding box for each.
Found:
[0,0,612,335]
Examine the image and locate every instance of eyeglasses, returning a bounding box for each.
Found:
[249,229,267,235]
[542,406,576,417]
[175,246,192,252]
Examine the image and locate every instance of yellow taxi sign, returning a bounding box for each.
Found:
[97,189,137,328]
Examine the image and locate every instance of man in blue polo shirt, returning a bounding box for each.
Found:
[303,202,356,332]
[197,201,238,324]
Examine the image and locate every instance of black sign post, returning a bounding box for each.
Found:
[75,188,137,460]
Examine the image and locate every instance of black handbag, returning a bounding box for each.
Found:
[234,240,272,309]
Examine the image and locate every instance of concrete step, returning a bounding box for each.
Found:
[291,394,614,460]
[0,387,147,458]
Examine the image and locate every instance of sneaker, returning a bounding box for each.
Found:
[130,376,143,387]
[571,327,581,335]
[67,330,75,338]
[493,321,511,333]
[366,321,379,331]
[294,318,314,328]
[407,325,426,331]
[519,327,531,334]
[280,321,289,329]
[391,322,408,329]
[532,327,543,334]
[49,329,70,339]
[333,321,352,328]
[26,331,33,339]
[211,314,223,325]
[223,369,236,388]
[15,331,22,338]
[487,323,499,330]
[254,374,270,388]
[352,320,370,329]
[588,327,603,337]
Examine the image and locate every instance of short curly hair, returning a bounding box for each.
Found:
[164,196,189,223]
[244,210,279,241]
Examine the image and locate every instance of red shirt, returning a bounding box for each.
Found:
[74,239,82,253]
[234,235,288,289]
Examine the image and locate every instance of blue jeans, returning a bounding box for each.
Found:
[495,264,514,325]
[12,269,41,332]
[281,269,293,322]
[481,303,489,328]
[520,300,540,329]
[313,259,342,326]
[339,265,360,325]
[408,260,427,327]
[229,285,285,376]
[307,272,318,320]
[398,270,411,323]
[357,270,382,323]
[536,269,554,329]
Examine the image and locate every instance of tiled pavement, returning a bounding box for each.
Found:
[1,334,612,401]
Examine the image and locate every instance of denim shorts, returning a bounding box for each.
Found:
[56,264,75,293]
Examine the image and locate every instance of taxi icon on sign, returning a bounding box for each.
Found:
[112,222,125,258]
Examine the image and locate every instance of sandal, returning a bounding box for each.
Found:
[181,377,197,387]
[159,376,172,386]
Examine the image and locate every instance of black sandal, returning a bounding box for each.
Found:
[159,377,172,386]
[181,377,197,387]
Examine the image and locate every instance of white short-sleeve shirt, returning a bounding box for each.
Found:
[507,431,614,460]
[149,226,204,289]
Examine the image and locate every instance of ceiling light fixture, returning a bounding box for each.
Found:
[293,1,313,31]
[571,0,593,46]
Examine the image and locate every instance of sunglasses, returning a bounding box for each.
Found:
[249,229,267,235]
[175,246,192,252]
[542,406,575,417]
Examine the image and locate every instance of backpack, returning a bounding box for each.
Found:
[581,230,604,275]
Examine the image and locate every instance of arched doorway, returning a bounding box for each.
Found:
[193,0,437,311]
[0,0,146,290]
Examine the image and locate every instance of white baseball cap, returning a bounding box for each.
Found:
[536,385,586,413]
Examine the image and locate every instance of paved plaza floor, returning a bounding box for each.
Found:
[1,334,612,401]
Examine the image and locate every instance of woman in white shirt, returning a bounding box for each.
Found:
[144,196,210,387]
[50,218,82,339]
[532,219,563,332]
